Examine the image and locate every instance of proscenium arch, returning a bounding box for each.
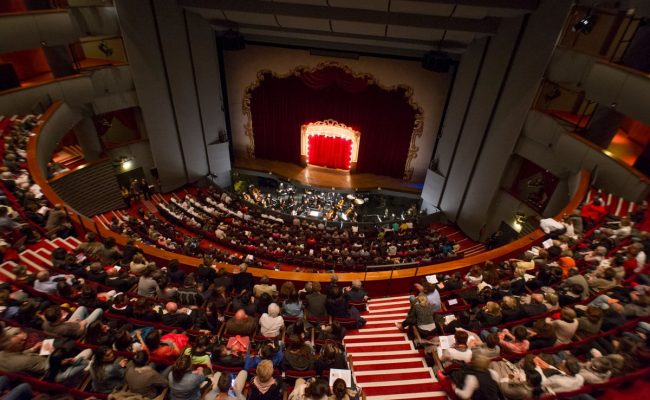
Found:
[300,119,361,171]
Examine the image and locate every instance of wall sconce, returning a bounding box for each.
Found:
[513,213,527,233]
[114,156,134,171]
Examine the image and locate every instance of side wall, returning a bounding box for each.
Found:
[115,0,228,192]
[423,0,574,240]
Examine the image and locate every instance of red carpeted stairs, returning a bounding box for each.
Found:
[346,295,448,400]
[431,222,485,257]
[0,236,82,281]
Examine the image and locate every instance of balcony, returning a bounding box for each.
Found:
[0,10,78,53]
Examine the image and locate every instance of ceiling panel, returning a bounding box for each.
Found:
[276,15,331,31]
[240,27,433,52]
[328,0,390,11]
[273,0,328,5]
[331,20,386,36]
[222,10,279,26]
[188,7,226,21]
[453,5,488,19]
[390,0,454,16]
[443,30,476,44]
[486,8,528,18]
[386,25,444,41]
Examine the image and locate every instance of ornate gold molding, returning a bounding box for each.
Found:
[300,119,361,170]
[241,61,424,180]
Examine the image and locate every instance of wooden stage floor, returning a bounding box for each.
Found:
[233,158,424,194]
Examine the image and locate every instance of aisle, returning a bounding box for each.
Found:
[345,295,448,400]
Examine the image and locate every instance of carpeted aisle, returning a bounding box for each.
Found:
[346,295,448,400]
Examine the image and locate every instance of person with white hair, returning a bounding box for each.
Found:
[344,280,368,302]
[260,303,284,338]
[34,271,74,295]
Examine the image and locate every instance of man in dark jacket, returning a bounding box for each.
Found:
[161,302,193,329]
[232,264,254,293]
[104,267,138,292]
[521,294,548,317]
[305,282,328,318]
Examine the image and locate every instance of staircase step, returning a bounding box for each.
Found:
[51,237,76,252]
[368,295,410,304]
[356,370,433,383]
[366,392,448,400]
[19,251,46,272]
[0,261,17,281]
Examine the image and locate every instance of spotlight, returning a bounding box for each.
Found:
[573,14,597,34]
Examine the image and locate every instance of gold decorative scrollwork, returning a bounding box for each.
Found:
[241,62,424,180]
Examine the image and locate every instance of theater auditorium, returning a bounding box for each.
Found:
[0,0,649,399]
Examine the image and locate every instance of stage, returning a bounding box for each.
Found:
[233,158,424,194]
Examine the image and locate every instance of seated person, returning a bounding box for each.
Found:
[248,360,283,400]
[528,319,557,350]
[42,305,103,339]
[183,336,213,370]
[253,275,277,298]
[520,294,548,317]
[317,320,346,341]
[161,302,194,330]
[90,346,128,393]
[245,341,284,370]
[498,326,530,354]
[225,309,258,337]
[440,330,473,367]
[546,307,578,345]
[282,290,304,318]
[259,303,284,338]
[104,267,138,292]
[475,302,502,327]
[125,350,168,398]
[204,369,248,400]
[344,280,368,302]
[314,342,348,376]
[470,332,501,358]
[282,334,314,371]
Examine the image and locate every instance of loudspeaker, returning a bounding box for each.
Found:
[0,64,20,91]
[422,51,453,73]
[219,31,245,51]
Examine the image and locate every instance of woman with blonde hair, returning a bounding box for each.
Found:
[476,301,502,327]
[248,360,283,400]
[129,253,148,275]
[396,294,436,336]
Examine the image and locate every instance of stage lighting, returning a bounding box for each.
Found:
[573,14,597,34]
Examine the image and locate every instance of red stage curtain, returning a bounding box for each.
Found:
[308,135,352,170]
[300,66,368,93]
[249,66,417,178]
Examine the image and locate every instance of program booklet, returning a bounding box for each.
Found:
[329,368,352,388]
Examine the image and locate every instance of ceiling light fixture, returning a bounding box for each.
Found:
[573,13,597,34]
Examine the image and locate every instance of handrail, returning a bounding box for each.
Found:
[568,130,650,184]
[0,9,67,18]
[0,74,86,97]
[28,101,592,284]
